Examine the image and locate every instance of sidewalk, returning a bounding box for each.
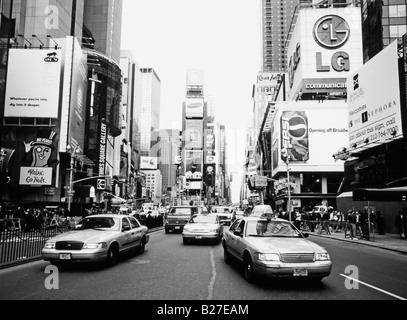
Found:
[310,229,407,254]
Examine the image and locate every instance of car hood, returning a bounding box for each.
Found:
[48,230,118,243]
[246,237,326,253]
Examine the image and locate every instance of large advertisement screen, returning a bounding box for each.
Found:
[185,150,203,181]
[185,119,204,149]
[272,101,349,173]
[140,157,158,170]
[185,98,204,118]
[347,41,403,150]
[5,49,62,118]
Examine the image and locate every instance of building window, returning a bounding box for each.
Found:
[389,5,406,18]
[390,24,407,38]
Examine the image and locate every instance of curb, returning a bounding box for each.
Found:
[310,233,407,255]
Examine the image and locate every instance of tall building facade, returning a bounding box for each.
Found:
[361,0,407,62]
[84,0,123,64]
[139,68,161,157]
[157,129,181,197]
[0,1,124,212]
[261,0,303,72]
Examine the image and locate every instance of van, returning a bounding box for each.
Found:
[164,206,198,233]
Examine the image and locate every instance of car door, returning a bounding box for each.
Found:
[226,219,245,260]
[128,216,143,248]
[120,217,136,251]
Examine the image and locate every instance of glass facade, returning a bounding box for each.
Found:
[362,0,407,62]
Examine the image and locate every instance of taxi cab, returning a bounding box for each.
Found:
[222,213,332,283]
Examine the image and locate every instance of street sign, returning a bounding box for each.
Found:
[97,179,106,190]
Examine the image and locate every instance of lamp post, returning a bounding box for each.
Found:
[286,156,292,223]
[67,145,80,213]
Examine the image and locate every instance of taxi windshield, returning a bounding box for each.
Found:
[74,217,120,231]
[246,220,301,238]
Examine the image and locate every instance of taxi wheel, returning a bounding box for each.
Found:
[105,244,118,267]
[243,255,255,283]
[137,239,146,254]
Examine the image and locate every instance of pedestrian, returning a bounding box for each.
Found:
[347,210,357,240]
[376,211,385,235]
[395,209,407,240]
[360,209,370,241]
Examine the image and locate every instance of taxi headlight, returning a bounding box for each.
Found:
[83,242,107,249]
[44,242,56,249]
[254,253,280,262]
[315,253,330,261]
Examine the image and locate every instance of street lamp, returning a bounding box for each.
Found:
[18,34,32,49]
[67,144,81,213]
[286,156,292,223]
[32,35,44,49]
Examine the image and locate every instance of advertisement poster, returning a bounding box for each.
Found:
[5,49,62,118]
[347,41,403,150]
[185,150,203,180]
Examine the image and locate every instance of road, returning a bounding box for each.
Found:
[0,229,406,301]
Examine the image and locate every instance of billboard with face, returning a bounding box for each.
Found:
[185,150,203,181]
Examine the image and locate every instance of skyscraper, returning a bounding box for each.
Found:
[261,0,301,72]
[139,68,161,157]
[83,0,123,64]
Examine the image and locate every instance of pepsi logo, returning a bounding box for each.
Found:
[288,115,308,139]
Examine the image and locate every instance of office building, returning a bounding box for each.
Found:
[139,68,161,157]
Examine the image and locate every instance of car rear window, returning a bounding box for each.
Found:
[169,208,191,215]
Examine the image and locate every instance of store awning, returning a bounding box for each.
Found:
[353,187,407,202]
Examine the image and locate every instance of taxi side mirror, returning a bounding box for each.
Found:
[122,225,131,232]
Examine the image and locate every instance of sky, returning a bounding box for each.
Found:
[120,0,262,202]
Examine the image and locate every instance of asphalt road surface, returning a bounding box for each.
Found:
[0,230,406,301]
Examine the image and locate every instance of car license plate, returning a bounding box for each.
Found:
[59,253,72,260]
[175,226,180,230]
[293,269,308,277]
[195,236,203,240]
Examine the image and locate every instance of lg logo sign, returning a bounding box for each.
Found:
[313,15,351,73]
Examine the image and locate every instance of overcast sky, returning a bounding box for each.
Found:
[121,0,262,202]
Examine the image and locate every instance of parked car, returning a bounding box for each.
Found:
[164,206,198,233]
[182,213,224,245]
[42,214,149,267]
[212,206,233,226]
[250,204,274,217]
[222,215,332,283]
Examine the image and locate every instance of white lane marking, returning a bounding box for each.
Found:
[207,249,217,300]
[340,274,407,300]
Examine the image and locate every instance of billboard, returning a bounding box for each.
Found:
[347,41,403,150]
[5,49,62,118]
[287,7,363,98]
[185,98,204,118]
[185,150,203,180]
[187,69,204,87]
[272,101,349,174]
[140,157,158,170]
[184,119,204,149]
